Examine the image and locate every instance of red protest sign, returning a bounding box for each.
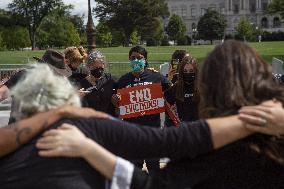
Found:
[117,83,165,119]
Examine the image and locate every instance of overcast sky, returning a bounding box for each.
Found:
[0,0,97,24]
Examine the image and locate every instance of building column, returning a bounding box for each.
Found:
[228,0,233,14]
[256,0,262,12]
[225,0,232,14]
[240,0,246,14]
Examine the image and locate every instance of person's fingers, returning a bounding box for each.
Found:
[37,136,56,144]
[239,106,272,114]
[58,124,74,130]
[238,113,267,126]
[245,124,269,134]
[38,149,62,157]
[261,99,282,107]
[36,141,58,150]
[42,129,60,137]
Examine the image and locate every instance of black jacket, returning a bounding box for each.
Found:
[78,73,117,116]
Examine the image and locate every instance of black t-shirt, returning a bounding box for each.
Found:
[131,137,284,189]
[77,73,117,116]
[68,72,87,88]
[164,82,198,124]
[117,69,171,127]
[0,118,212,189]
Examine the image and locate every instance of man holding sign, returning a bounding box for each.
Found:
[115,45,171,174]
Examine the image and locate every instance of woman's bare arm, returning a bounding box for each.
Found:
[207,115,253,149]
[0,106,109,157]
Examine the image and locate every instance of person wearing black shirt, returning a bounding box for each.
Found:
[164,56,199,126]
[116,45,171,127]
[77,50,117,116]
[115,45,171,173]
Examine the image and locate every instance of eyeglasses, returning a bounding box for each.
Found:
[129,55,144,60]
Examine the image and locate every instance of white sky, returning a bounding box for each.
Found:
[0,0,97,24]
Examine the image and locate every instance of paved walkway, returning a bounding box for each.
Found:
[0,110,10,127]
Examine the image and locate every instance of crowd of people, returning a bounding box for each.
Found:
[0,40,283,189]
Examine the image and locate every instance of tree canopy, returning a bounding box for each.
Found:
[236,18,254,41]
[36,8,81,48]
[94,0,169,46]
[8,0,65,50]
[166,14,186,42]
[268,0,284,18]
[197,10,226,44]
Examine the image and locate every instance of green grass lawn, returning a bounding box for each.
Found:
[0,41,283,77]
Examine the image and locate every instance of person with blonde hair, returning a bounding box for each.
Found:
[64,46,87,72]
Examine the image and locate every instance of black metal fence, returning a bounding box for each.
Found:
[0,62,166,82]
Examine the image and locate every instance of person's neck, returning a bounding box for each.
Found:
[132,71,144,78]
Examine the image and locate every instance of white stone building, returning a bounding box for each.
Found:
[166,0,284,36]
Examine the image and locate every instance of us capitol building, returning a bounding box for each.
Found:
[166,0,284,36]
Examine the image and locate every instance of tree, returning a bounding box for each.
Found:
[37,8,81,48]
[140,17,164,43]
[8,0,64,50]
[95,21,113,47]
[130,30,139,45]
[236,18,254,41]
[268,0,284,18]
[166,14,186,43]
[95,0,169,46]
[2,26,30,50]
[70,14,86,44]
[197,10,226,44]
[0,32,6,51]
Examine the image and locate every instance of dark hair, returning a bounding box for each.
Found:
[129,45,148,67]
[199,40,284,164]
[173,56,199,102]
[171,50,187,65]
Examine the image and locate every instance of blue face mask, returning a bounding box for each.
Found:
[129,59,145,73]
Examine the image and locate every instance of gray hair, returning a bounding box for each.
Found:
[11,64,81,120]
[87,50,105,65]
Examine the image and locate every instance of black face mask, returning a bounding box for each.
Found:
[183,73,195,83]
[91,68,104,78]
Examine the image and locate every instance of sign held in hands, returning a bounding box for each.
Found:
[117,83,165,119]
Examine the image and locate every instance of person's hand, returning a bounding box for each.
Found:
[59,106,109,119]
[239,100,284,136]
[167,64,177,81]
[147,67,159,73]
[36,124,93,157]
[0,85,9,102]
[78,88,90,97]
[111,94,120,107]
